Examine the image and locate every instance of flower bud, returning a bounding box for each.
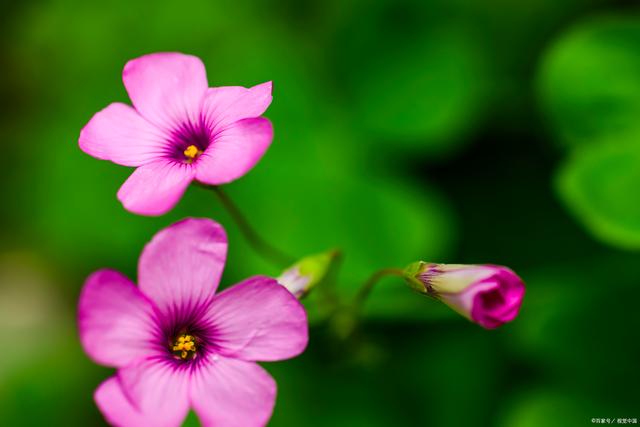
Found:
[277,250,338,299]
[403,262,525,329]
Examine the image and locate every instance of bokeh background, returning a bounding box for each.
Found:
[1,0,639,425]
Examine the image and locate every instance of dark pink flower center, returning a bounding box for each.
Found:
[159,307,216,367]
[479,289,505,310]
[168,120,213,163]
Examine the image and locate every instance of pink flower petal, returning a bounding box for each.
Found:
[204,276,308,362]
[79,103,169,167]
[95,377,148,427]
[95,376,183,427]
[103,358,189,427]
[440,280,497,320]
[78,270,158,368]
[470,272,525,329]
[123,52,208,130]
[117,160,195,216]
[195,118,273,185]
[138,218,227,316]
[190,355,276,427]
[201,81,273,132]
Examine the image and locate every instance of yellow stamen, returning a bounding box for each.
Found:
[172,334,197,360]
[183,145,202,160]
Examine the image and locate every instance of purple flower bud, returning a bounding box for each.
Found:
[404,262,525,329]
[277,250,338,299]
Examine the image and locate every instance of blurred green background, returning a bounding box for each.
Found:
[1,0,639,425]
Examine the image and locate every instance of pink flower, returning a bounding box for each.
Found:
[404,262,525,329]
[79,52,273,215]
[78,218,308,427]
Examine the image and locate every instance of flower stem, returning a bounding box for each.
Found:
[353,267,405,307]
[208,185,294,268]
[328,268,405,341]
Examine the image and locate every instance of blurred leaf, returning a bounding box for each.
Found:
[498,391,616,427]
[333,2,491,154]
[352,30,488,148]
[27,120,162,274]
[0,329,107,426]
[266,355,406,427]
[509,263,640,397]
[0,252,66,377]
[10,0,310,117]
[229,165,456,293]
[556,141,640,249]
[538,15,640,148]
[361,280,456,322]
[209,115,457,321]
[391,325,503,427]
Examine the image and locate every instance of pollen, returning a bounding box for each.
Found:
[183,145,202,162]
[172,334,197,360]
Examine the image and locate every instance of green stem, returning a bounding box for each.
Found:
[353,267,405,307]
[208,185,294,268]
[329,268,405,341]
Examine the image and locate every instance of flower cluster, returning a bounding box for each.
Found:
[78,52,525,427]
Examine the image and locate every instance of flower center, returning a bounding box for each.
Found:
[183,145,203,163]
[480,289,504,310]
[172,334,197,360]
[167,121,211,163]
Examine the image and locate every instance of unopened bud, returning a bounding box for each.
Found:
[403,262,525,329]
[277,250,338,299]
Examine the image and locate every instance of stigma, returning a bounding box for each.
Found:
[172,334,197,360]
[183,145,203,163]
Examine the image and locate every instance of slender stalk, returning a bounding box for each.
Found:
[353,267,405,306]
[208,185,294,267]
[328,267,406,341]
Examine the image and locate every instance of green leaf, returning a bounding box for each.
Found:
[498,391,616,427]
[228,167,456,292]
[556,141,640,249]
[334,3,491,153]
[266,357,408,427]
[538,15,640,148]
[191,112,458,303]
